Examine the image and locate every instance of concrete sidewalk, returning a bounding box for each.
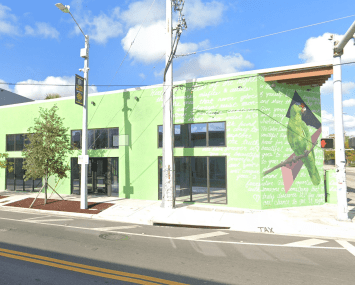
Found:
[0,189,354,242]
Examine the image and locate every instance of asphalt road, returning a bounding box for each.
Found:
[0,208,354,285]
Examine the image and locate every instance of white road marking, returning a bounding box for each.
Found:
[336,240,355,257]
[28,219,73,223]
[177,231,228,240]
[90,225,141,231]
[284,238,328,247]
[0,216,348,250]
[23,215,54,221]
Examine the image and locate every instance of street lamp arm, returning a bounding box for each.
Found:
[334,20,355,54]
[68,12,86,37]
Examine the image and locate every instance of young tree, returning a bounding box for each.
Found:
[45,93,61,100]
[22,104,74,205]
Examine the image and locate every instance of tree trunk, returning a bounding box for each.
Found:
[44,171,48,205]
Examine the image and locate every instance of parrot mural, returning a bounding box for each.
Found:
[287,102,320,186]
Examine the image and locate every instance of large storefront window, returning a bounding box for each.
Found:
[6,134,32,151]
[71,157,119,197]
[71,128,119,150]
[6,158,42,191]
[158,156,227,204]
[158,122,226,148]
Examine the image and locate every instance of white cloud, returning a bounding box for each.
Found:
[14,76,98,100]
[121,21,165,64]
[184,0,226,29]
[321,109,334,124]
[25,22,59,39]
[321,79,355,94]
[139,73,145,80]
[121,21,208,64]
[119,0,225,63]
[120,0,225,30]
[344,114,355,129]
[344,99,355,107]
[172,53,254,80]
[120,0,165,28]
[322,110,355,137]
[299,32,355,64]
[0,4,19,35]
[0,79,12,92]
[74,8,123,44]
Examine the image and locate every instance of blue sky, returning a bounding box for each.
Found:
[0,0,354,136]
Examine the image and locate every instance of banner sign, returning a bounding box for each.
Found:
[75,74,84,106]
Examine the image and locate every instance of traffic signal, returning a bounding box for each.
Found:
[320,138,334,149]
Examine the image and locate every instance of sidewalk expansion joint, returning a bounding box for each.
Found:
[152,222,230,229]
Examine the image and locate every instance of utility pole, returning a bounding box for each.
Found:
[331,20,355,221]
[161,0,187,209]
[161,0,174,209]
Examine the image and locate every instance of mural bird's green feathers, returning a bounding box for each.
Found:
[287,104,320,185]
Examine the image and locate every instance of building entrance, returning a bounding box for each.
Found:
[71,157,118,196]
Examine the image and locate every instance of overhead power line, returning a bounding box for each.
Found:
[1,58,355,89]
[179,14,355,57]
[0,83,150,87]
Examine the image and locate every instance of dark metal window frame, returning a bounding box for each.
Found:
[6,133,33,152]
[158,155,227,205]
[5,157,43,192]
[70,156,119,196]
[71,127,119,150]
[158,121,226,148]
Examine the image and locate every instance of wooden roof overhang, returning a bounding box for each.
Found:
[260,65,333,87]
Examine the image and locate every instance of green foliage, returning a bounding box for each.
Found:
[345,136,355,165]
[45,93,61,100]
[21,104,74,184]
[324,150,335,161]
[323,134,355,165]
[0,153,14,173]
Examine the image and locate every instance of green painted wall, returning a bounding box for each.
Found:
[325,169,337,204]
[0,71,326,210]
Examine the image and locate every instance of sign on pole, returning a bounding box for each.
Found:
[75,74,84,106]
[320,138,334,149]
[78,155,89,165]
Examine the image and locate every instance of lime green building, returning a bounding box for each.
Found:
[0,61,333,210]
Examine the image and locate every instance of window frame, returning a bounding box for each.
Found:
[158,155,227,204]
[6,133,34,152]
[71,127,119,150]
[157,121,226,148]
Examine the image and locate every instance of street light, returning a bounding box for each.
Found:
[56,3,89,209]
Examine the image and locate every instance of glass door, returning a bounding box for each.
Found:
[159,156,227,204]
[175,157,190,202]
[191,157,208,203]
[95,158,107,194]
[71,157,118,196]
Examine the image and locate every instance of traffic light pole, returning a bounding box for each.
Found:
[333,54,348,220]
[332,20,355,221]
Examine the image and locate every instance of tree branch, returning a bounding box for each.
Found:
[263,141,318,176]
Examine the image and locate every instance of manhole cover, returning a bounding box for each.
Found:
[99,233,130,241]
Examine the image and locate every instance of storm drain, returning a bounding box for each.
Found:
[153,222,230,229]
